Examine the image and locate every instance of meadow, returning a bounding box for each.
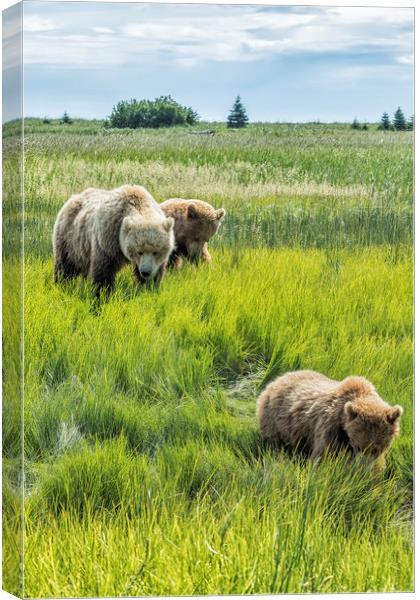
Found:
[3,120,413,596]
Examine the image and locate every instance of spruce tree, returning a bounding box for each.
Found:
[61,111,73,124]
[227,95,249,128]
[350,117,361,130]
[407,115,414,131]
[393,107,406,131]
[379,112,391,130]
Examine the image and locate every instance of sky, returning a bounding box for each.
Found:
[2,1,415,122]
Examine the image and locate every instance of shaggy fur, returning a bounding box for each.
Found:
[257,370,403,464]
[53,185,175,295]
[160,198,225,268]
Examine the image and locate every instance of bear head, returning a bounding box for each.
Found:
[165,200,225,262]
[340,377,403,462]
[119,215,175,281]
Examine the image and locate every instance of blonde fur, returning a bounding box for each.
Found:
[160,198,225,267]
[257,370,402,463]
[53,185,174,295]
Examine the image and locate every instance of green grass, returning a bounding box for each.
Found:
[20,121,412,257]
[2,122,413,596]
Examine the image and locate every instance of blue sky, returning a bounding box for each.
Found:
[4,1,415,122]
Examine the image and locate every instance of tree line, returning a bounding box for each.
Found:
[105,94,249,129]
[47,97,413,131]
[352,107,413,131]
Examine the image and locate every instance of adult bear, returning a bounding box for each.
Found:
[53,185,175,295]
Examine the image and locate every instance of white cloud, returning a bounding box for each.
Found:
[24,33,122,68]
[24,16,57,32]
[22,5,414,71]
[398,55,414,65]
[92,27,113,34]
[120,11,318,65]
[327,64,412,82]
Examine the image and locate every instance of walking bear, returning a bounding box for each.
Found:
[160,198,225,268]
[257,370,402,465]
[53,185,175,295]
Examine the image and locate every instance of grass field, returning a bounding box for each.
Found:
[3,120,413,596]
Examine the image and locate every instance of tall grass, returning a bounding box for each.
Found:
[24,445,412,597]
[22,123,413,256]
[2,123,413,596]
[18,247,413,595]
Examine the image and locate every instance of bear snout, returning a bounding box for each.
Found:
[139,267,152,279]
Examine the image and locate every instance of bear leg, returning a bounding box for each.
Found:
[90,254,119,297]
[54,249,80,283]
[166,251,184,270]
[153,263,166,286]
[201,243,212,263]
[310,424,348,461]
[310,446,326,461]
[310,436,330,461]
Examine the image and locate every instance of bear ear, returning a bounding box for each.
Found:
[387,405,403,424]
[216,208,226,221]
[163,216,175,232]
[187,205,199,220]
[344,401,358,421]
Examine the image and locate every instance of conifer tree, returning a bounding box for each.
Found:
[350,117,361,130]
[379,112,391,130]
[393,107,406,131]
[227,95,249,128]
[61,111,73,124]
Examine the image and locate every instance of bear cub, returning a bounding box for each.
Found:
[53,184,175,295]
[257,370,402,465]
[160,198,225,268]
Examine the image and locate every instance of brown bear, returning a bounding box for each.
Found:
[53,184,175,295]
[257,370,402,465]
[160,198,225,268]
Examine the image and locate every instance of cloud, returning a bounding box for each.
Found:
[120,11,319,65]
[24,33,122,68]
[24,15,57,32]
[91,26,113,34]
[22,4,413,72]
[398,55,414,65]
[327,63,413,82]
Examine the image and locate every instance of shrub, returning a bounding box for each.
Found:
[109,96,199,129]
